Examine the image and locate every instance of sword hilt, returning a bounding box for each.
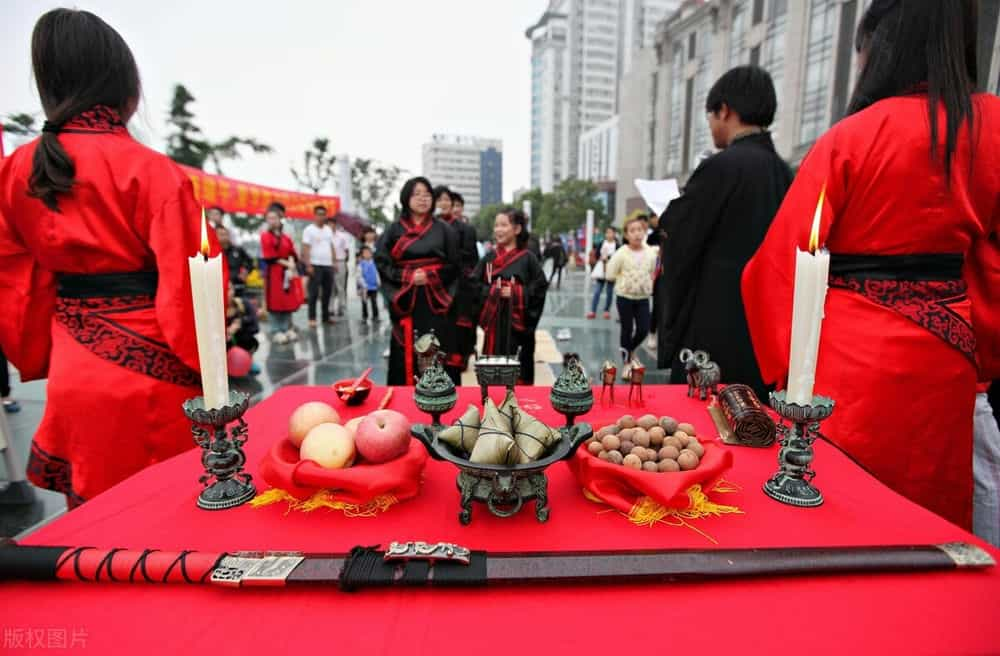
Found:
[0,542,225,584]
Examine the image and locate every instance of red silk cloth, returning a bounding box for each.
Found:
[259,438,427,503]
[570,440,733,514]
[5,385,999,655]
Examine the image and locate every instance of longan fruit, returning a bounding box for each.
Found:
[658,459,681,473]
[637,414,658,430]
[623,453,643,470]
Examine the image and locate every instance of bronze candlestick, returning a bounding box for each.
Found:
[182,390,255,510]
[763,390,834,508]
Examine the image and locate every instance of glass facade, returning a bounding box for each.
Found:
[762,0,788,138]
[480,148,503,208]
[666,41,684,174]
[729,0,750,68]
[798,0,837,146]
[689,22,713,170]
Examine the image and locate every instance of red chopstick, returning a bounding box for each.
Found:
[340,367,373,401]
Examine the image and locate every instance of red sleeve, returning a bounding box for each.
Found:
[965,220,1000,381]
[0,207,55,380]
[146,176,221,373]
[741,135,843,388]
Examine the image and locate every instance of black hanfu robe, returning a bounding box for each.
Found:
[470,246,548,384]
[440,213,480,372]
[375,216,459,386]
[656,131,792,399]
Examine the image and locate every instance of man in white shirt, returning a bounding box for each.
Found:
[330,215,353,317]
[301,205,336,326]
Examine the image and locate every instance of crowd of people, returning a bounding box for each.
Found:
[0,3,997,551]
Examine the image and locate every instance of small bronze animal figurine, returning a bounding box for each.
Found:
[679,348,720,401]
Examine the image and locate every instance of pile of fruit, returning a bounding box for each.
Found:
[586,414,705,473]
[288,401,411,469]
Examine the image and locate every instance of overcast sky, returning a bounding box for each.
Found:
[1,0,542,200]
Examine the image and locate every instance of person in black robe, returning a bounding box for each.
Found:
[434,187,480,377]
[375,177,459,386]
[542,238,568,289]
[470,207,548,384]
[656,65,793,400]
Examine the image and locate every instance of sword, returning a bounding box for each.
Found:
[0,540,992,591]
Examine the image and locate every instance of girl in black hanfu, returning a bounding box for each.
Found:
[471,207,548,384]
[375,177,459,385]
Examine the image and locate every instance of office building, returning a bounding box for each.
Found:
[421,135,503,217]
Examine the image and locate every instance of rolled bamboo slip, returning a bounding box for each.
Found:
[0,540,992,591]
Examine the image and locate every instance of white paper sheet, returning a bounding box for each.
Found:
[634,178,680,217]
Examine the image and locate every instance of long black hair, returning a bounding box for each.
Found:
[28,9,142,211]
[398,176,434,219]
[497,206,530,249]
[847,0,978,183]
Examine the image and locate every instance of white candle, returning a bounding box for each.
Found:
[786,185,829,405]
[188,210,230,409]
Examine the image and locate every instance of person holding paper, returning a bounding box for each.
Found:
[742,0,1000,530]
[656,65,792,399]
[0,9,220,507]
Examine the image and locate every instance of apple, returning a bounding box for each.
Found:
[344,416,365,439]
[355,410,411,464]
[288,402,341,448]
[299,423,355,469]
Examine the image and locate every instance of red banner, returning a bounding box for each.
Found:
[180,165,340,220]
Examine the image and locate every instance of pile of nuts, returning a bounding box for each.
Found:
[586,414,704,473]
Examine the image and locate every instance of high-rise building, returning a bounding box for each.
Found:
[527,6,568,192]
[621,0,682,76]
[527,0,681,195]
[616,0,872,219]
[421,135,503,217]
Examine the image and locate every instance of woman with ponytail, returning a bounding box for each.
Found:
[0,10,221,507]
[743,0,1000,530]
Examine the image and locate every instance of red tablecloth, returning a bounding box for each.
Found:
[4,385,999,655]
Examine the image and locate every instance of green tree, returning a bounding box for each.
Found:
[545,178,608,235]
[2,113,39,138]
[473,203,506,241]
[291,137,336,194]
[350,158,404,227]
[165,84,272,174]
[229,213,266,233]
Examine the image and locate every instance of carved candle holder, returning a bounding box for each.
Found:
[628,360,646,404]
[182,390,255,510]
[763,390,835,508]
[600,361,617,404]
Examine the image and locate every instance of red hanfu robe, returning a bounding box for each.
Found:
[742,93,1000,528]
[260,230,303,312]
[0,106,221,507]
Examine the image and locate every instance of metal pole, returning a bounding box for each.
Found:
[584,209,595,275]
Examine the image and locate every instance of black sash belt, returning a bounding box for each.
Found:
[829,253,963,281]
[56,271,159,299]
[828,252,975,364]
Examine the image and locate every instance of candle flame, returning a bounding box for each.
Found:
[808,183,826,254]
[200,207,210,256]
